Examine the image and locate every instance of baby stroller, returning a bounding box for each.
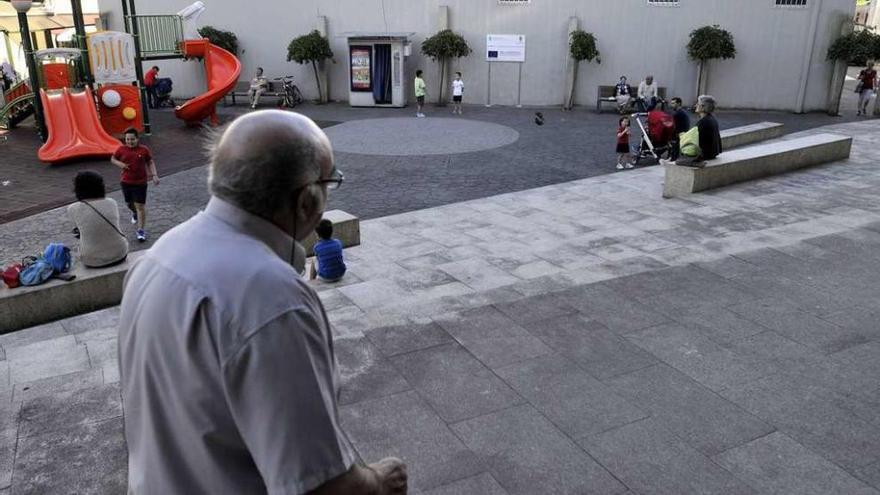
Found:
[631,108,676,167]
[154,77,175,108]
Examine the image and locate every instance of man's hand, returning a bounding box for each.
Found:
[370,457,407,495]
[152,175,160,185]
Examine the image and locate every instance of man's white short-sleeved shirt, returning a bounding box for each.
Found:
[119,197,356,494]
[452,79,464,97]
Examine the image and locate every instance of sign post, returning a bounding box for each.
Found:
[486,34,525,107]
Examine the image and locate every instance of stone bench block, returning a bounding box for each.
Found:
[663,133,852,198]
[302,209,361,256]
[720,122,784,149]
[0,251,146,335]
[0,209,360,334]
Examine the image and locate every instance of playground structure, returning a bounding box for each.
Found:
[2,0,241,163]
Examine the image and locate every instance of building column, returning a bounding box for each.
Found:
[562,16,578,110]
[316,15,329,103]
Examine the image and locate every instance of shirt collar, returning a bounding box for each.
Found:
[205,196,295,262]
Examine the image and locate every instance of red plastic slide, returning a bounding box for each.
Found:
[175,40,241,126]
[38,87,121,164]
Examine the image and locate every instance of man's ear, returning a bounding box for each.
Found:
[296,183,325,222]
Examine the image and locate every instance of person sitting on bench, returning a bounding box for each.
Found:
[249,67,269,109]
[661,95,722,168]
[637,74,659,112]
[614,76,632,113]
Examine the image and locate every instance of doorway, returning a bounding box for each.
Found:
[373,43,392,104]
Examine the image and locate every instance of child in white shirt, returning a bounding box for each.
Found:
[451,72,464,115]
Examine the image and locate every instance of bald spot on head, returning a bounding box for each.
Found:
[208,110,333,220]
[213,110,331,170]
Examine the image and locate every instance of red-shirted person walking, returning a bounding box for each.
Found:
[144,66,159,109]
[110,128,159,242]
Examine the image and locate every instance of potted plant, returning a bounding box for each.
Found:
[686,25,736,99]
[287,30,334,103]
[566,29,600,110]
[420,29,472,105]
[198,26,238,55]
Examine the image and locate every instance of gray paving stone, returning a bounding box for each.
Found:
[389,342,523,422]
[450,405,626,495]
[721,373,880,470]
[672,307,769,346]
[436,258,522,292]
[558,283,670,334]
[339,391,484,493]
[0,397,19,435]
[713,431,879,495]
[6,336,90,384]
[316,289,355,312]
[17,382,122,439]
[495,354,647,438]
[627,322,771,391]
[12,368,103,404]
[102,364,120,384]
[579,417,757,495]
[12,417,126,495]
[0,429,13,489]
[727,270,856,317]
[492,293,578,324]
[855,462,880,491]
[728,301,868,354]
[521,314,658,380]
[434,306,553,369]
[0,321,66,350]
[59,306,120,335]
[606,364,775,456]
[335,337,411,406]
[422,473,509,495]
[364,321,454,357]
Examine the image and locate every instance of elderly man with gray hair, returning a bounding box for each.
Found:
[118,110,408,494]
[661,94,722,168]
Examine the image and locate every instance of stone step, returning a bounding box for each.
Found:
[0,209,360,334]
[720,121,784,149]
[663,133,852,198]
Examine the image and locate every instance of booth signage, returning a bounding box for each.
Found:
[486,34,525,62]
[350,46,372,91]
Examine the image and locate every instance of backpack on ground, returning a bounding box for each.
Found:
[43,242,72,273]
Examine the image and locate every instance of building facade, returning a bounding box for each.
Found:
[96,0,855,112]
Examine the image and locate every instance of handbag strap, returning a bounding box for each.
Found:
[79,200,126,239]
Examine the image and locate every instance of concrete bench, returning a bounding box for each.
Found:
[0,210,360,334]
[223,80,284,106]
[720,122,784,149]
[663,133,852,198]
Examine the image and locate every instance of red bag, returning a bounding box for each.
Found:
[2,263,22,289]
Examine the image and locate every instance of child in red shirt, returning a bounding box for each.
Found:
[110,128,159,242]
[616,117,633,170]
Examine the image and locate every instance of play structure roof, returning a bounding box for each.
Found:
[0,3,98,32]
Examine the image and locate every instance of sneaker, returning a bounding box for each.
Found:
[130,212,137,224]
[659,158,676,166]
[136,229,146,242]
[616,163,624,170]
[625,163,635,169]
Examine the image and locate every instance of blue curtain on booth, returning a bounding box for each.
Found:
[373,44,392,104]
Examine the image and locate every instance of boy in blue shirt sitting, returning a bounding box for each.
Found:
[309,219,347,282]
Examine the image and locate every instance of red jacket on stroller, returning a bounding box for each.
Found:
[647,110,676,147]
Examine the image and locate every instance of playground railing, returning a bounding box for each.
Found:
[126,15,185,57]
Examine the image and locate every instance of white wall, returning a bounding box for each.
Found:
[96,0,855,112]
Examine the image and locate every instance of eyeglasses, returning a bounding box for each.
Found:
[317,168,344,190]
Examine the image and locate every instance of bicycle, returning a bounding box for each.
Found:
[274,76,304,108]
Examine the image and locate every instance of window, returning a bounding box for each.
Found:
[775,0,807,6]
[648,0,680,5]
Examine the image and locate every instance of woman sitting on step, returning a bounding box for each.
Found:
[67,171,129,268]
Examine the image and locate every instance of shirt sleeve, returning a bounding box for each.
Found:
[143,146,153,162]
[112,146,123,160]
[222,307,356,494]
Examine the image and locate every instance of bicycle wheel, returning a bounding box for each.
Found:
[292,86,304,107]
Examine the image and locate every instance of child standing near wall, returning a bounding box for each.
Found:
[616,116,633,170]
[415,69,427,117]
[451,72,464,115]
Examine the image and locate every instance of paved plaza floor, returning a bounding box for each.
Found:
[1,114,880,493]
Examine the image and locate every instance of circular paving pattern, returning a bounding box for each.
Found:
[325,117,520,156]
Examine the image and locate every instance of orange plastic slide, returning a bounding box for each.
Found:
[37,87,121,164]
[175,40,241,126]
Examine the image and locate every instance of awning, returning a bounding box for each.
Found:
[0,3,98,33]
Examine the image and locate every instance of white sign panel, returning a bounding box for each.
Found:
[486,34,525,62]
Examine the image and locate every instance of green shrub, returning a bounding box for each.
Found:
[421,29,472,105]
[198,26,238,55]
[687,25,736,62]
[827,29,880,66]
[569,30,601,63]
[287,30,334,102]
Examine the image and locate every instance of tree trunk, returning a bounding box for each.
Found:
[695,60,704,102]
[565,65,578,110]
[312,61,322,102]
[437,59,446,106]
